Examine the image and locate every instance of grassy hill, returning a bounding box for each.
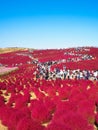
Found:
[0,47,28,54]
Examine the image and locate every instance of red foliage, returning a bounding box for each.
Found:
[0,47,98,130]
[48,112,94,130]
[16,117,44,130]
[31,100,52,123]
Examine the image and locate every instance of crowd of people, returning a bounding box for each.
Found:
[33,61,98,81]
[59,49,94,64]
[30,48,97,81]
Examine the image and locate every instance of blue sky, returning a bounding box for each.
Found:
[0,0,98,49]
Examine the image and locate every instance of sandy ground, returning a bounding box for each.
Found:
[0,121,8,130]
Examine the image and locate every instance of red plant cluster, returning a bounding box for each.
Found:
[0,47,98,130]
[0,50,32,66]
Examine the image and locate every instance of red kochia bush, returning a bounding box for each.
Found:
[57,87,70,100]
[43,97,56,113]
[33,87,46,99]
[0,95,5,106]
[15,93,30,109]
[55,101,77,115]
[29,99,39,111]
[46,122,72,130]
[15,98,27,108]
[46,87,56,98]
[0,105,14,126]
[31,100,52,123]
[18,106,31,118]
[77,99,95,124]
[49,112,94,130]
[8,109,29,130]
[16,117,45,130]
